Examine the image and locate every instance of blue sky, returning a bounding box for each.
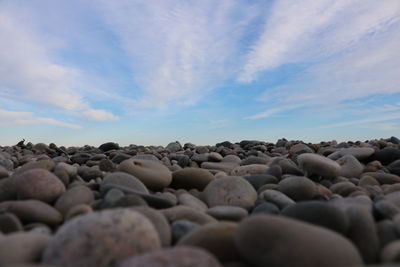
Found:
[1,0,400,146]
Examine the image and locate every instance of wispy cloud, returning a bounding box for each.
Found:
[98,0,261,108]
[0,109,81,129]
[81,109,119,121]
[320,113,400,128]
[245,104,302,120]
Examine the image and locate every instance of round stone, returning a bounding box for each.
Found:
[297,153,341,179]
[372,147,400,165]
[178,193,208,212]
[171,168,214,190]
[277,176,315,201]
[0,212,23,233]
[54,185,94,216]
[0,232,50,266]
[13,168,66,203]
[235,215,362,267]
[42,209,161,267]
[0,200,62,225]
[206,206,248,221]
[362,172,400,185]
[337,155,363,178]
[260,189,295,209]
[118,159,172,190]
[171,220,200,244]
[243,174,278,190]
[251,202,280,215]
[98,142,119,152]
[161,206,217,225]
[65,204,93,220]
[203,176,257,210]
[328,147,375,160]
[177,221,239,263]
[118,246,222,267]
[14,159,55,174]
[101,172,149,194]
[281,201,349,234]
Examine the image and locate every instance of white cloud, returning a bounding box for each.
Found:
[245,104,302,120]
[321,113,400,128]
[374,123,400,131]
[98,0,260,108]
[81,109,119,121]
[0,109,81,129]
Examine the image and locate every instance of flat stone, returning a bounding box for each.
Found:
[203,176,257,210]
[118,159,172,190]
[235,215,362,267]
[260,189,295,209]
[207,206,248,221]
[0,200,62,225]
[297,153,341,179]
[289,143,314,154]
[42,209,161,267]
[177,221,239,263]
[201,162,238,173]
[161,205,217,225]
[0,232,50,266]
[101,172,149,194]
[171,168,214,190]
[281,201,349,234]
[277,176,315,201]
[12,168,65,203]
[14,159,55,174]
[230,164,268,176]
[328,147,375,160]
[362,172,400,185]
[54,185,94,216]
[119,246,222,267]
[178,193,208,212]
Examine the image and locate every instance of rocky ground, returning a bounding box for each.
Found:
[1,137,400,267]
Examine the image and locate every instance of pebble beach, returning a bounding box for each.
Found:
[1,137,400,267]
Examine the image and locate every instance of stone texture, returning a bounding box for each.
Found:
[277,176,316,201]
[101,172,149,194]
[161,205,217,225]
[54,185,94,216]
[297,153,341,179]
[171,168,214,190]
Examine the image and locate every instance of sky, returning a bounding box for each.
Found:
[0,0,400,147]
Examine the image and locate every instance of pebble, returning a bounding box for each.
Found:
[337,154,364,178]
[98,142,119,152]
[260,189,295,209]
[161,205,217,225]
[0,232,50,265]
[362,172,400,185]
[377,220,399,248]
[42,209,161,267]
[297,153,341,178]
[117,159,172,190]
[328,147,375,160]
[177,221,239,263]
[171,168,214,190]
[277,176,316,201]
[178,193,208,212]
[54,185,94,216]
[14,159,55,174]
[381,240,400,263]
[65,204,93,220]
[201,161,239,173]
[206,205,248,221]
[372,147,400,165]
[251,202,280,215]
[0,200,62,225]
[230,164,268,176]
[203,176,257,210]
[171,220,200,243]
[243,174,278,190]
[100,172,149,194]
[0,212,23,233]
[13,168,66,203]
[281,201,349,234]
[118,246,222,267]
[235,215,362,267]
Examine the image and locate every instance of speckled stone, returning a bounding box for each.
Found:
[235,215,362,267]
[203,176,257,210]
[171,168,214,190]
[118,159,172,190]
[42,209,161,267]
[118,246,222,267]
[177,221,239,263]
[13,168,65,203]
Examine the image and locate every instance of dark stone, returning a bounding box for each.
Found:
[243,174,278,190]
[377,220,399,248]
[251,202,280,215]
[216,141,234,149]
[371,147,400,165]
[99,159,115,172]
[98,142,120,152]
[171,220,199,244]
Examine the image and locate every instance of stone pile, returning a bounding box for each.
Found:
[0,137,400,266]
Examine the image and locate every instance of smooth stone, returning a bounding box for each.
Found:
[171,168,214,190]
[240,156,268,166]
[0,212,23,233]
[260,189,295,209]
[102,188,125,208]
[265,164,282,179]
[230,164,268,176]
[289,143,314,154]
[196,146,209,154]
[111,194,148,208]
[54,162,77,178]
[381,240,400,263]
[112,153,132,163]
[243,174,278,190]
[171,220,200,244]
[77,166,103,181]
[201,162,239,173]
[377,220,399,248]
[0,166,9,178]
[14,159,55,174]
[328,147,375,160]
[166,141,182,153]
[209,152,223,162]
[384,192,400,208]
[221,155,242,164]
[42,209,161,267]
[65,204,93,220]
[345,205,380,263]
[177,221,239,263]
[330,181,357,197]
[101,172,149,194]
[99,159,115,172]
[277,158,304,176]
[118,159,172,190]
[384,184,400,195]
[161,205,217,225]
[132,154,160,162]
[337,155,364,178]
[372,147,400,165]
[0,232,50,265]
[54,185,94,216]
[359,175,380,186]
[118,246,222,267]
[131,206,171,247]
[178,193,208,212]
[362,172,400,185]
[98,142,119,152]
[235,215,362,267]
[365,160,384,172]
[207,206,248,221]
[251,202,280,215]
[277,176,315,201]
[0,178,16,201]
[0,200,62,225]
[191,153,210,163]
[297,153,341,179]
[13,168,66,203]
[374,200,400,220]
[281,201,349,234]
[203,176,257,210]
